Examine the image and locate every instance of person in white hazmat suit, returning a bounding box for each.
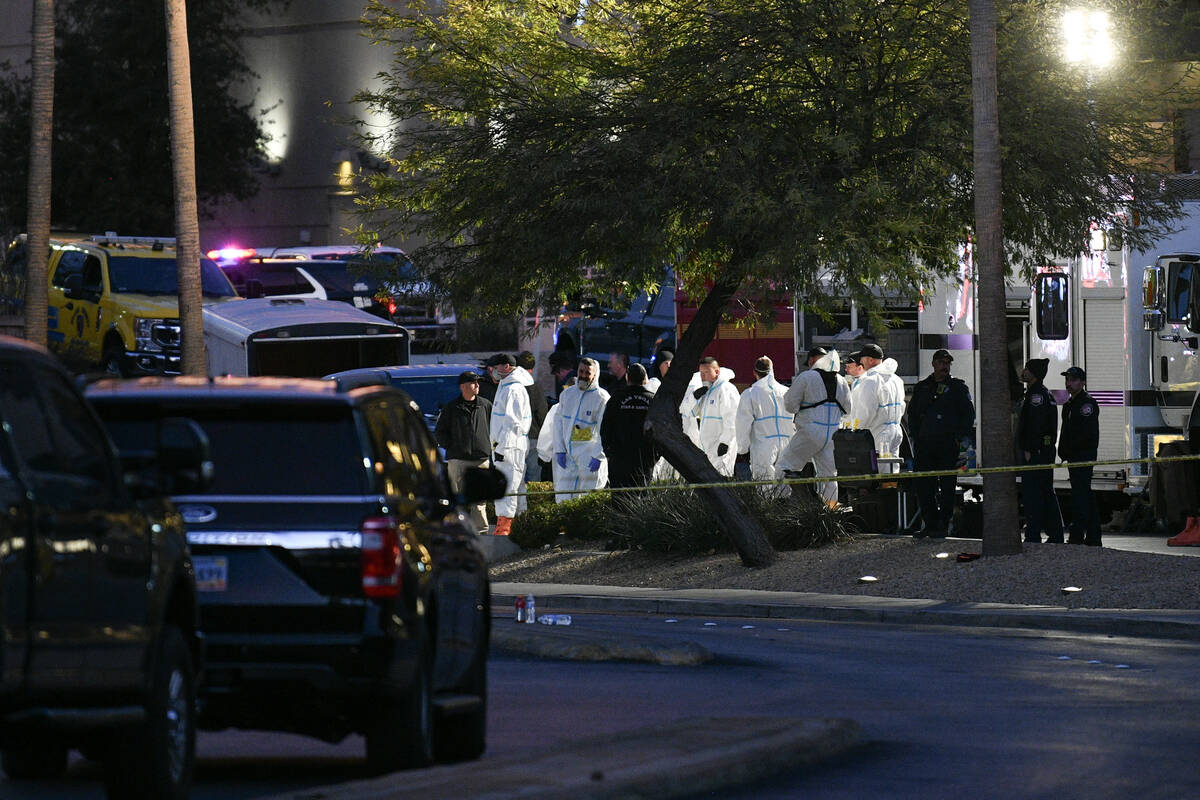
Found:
[680,356,740,476]
[551,358,610,502]
[736,356,795,495]
[488,354,533,536]
[777,348,851,505]
[850,343,905,461]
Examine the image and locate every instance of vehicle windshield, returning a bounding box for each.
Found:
[302,259,420,294]
[108,256,238,297]
[95,403,368,495]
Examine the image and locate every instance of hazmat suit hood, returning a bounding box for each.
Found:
[499,365,535,389]
[686,366,736,389]
[812,350,840,373]
[877,357,899,377]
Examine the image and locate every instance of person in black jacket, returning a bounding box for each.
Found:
[600,364,659,488]
[434,371,493,533]
[1058,366,1101,546]
[905,349,975,536]
[1017,358,1064,543]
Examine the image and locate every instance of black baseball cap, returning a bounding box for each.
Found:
[845,351,862,365]
[859,343,884,360]
[457,370,482,384]
[806,346,828,360]
[485,353,516,367]
[1061,366,1087,381]
[932,348,954,362]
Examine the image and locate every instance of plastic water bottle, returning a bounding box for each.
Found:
[524,593,536,624]
[538,614,572,625]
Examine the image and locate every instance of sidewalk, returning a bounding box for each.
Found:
[492,581,1200,642]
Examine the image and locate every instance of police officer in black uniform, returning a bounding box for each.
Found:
[906,349,975,536]
[1017,358,1064,543]
[599,364,659,488]
[1058,366,1101,546]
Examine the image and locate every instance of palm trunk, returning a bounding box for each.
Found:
[23,0,54,347]
[165,0,205,376]
[969,0,1021,556]
[646,264,776,568]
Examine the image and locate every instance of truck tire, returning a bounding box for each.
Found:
[434,646,487,763]
[103,626,195,800]
[0,743,68,779]
[365,647,434,774]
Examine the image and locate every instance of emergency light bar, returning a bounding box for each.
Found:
[92,232,177,250]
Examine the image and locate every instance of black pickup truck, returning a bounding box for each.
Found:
[0,335,210,799]
[87,376,502,773]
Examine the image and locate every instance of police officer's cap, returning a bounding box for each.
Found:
[1061,366,1087,381]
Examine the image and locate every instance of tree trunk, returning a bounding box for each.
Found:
[645,265,776,568]
[165,0,205,376]
[23,0,54,347]
[969,0,1021,556]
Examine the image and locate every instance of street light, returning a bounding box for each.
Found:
[1063,8,1113,67]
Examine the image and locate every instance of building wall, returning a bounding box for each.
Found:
[203,0,396,250]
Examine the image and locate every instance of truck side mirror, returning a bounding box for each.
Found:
[1143,266,1164,331]
[158,417,214,493]
[64,272,85,299]
[461,465,507,503]
[1191,273,1200,333]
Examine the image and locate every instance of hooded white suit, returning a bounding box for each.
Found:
[736,372,795,488]
[850,357,905,457]
[551,380,610,501]
[777,351,851,504]
[680,366,740,476]
[490,366,533,518]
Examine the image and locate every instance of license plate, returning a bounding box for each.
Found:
[194,556,228,592]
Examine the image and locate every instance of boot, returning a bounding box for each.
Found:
[494,516,513,537]
[1167,516,1200,546]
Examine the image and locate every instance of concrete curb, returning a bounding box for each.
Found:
[254,716,863,800]
[494,584,1200,642]
[491,622,712,665]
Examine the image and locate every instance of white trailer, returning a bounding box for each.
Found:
[918,200,1200,508]
[203,297,410,378]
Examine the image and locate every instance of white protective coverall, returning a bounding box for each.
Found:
[490,366,533,518]
[551,380,610,502]
[680,367,740,476]
[776,351,851,504]
[850,357,905,457]
[736,372,795,490]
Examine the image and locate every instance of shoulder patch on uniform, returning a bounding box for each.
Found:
[1030,394,1043,406]
[1081,403,1096,416]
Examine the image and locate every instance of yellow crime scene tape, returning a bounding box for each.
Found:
[504,452,1200,499]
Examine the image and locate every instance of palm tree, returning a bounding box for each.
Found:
[164,0,205,375]
[969,0,1021,555]
[23,0,54,347]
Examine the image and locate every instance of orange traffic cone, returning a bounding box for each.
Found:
[494,516,513,537]
[1167,517,1200,546]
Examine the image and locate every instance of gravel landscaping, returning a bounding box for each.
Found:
[489,534,1200,610]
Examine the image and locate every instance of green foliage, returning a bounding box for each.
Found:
[0,0,284,235]
[603,486,850,555]
[354,0,1197,318]
[513,484,850,555]
[511,484,612,549]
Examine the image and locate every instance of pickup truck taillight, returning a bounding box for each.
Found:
[361,517,403,598]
